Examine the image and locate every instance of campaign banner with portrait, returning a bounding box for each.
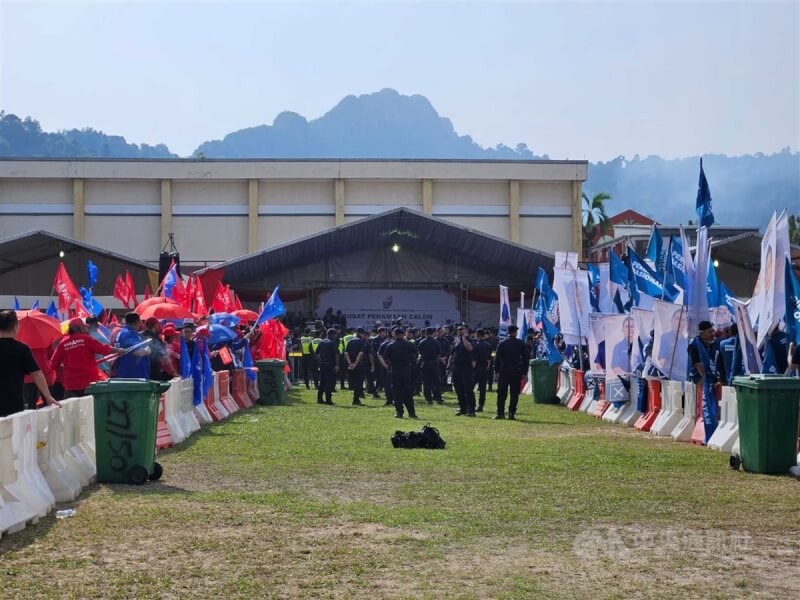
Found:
[756,213,778,347]
[604,313,633,403]
[553,267,590,346]
[588,313,606,377]
[734,298,762,374]
[632,308,655,373]
[651,300,688,381]
[316,288,460,328]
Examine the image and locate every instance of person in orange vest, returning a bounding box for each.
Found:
[50,319,123,399]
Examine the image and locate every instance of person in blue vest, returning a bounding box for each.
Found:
[113,312,152,379]
[688,320,726,444]
[719,323,744,385]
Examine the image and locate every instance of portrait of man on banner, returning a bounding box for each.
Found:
[588,313,605,377]
[652,300,688,382]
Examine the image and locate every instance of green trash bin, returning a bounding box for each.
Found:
[256,359,286,405]
[530,359,559,404]
[732,375,800,474]
[88,378,170,485]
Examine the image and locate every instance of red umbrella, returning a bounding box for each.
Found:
[135,296,179,314]
[231,309,259,322]
[138,303,194,321]
[15,310,62,349]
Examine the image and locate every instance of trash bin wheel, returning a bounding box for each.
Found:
[149,461,163,481]
[129,464,149,485]
[729,453,741,471]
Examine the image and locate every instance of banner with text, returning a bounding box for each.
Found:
[316,288,460,328]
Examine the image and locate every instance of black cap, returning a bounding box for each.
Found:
[356,327,366,335]
[508,325,518,333]
[698,320,714,332]
[393,327,405,335]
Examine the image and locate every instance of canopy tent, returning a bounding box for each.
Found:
[0,230,158,301]
[197,207,556,324]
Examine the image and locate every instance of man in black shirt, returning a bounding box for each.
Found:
[494,325,530,420]
[450,324,476,416]
[418,327,443,404]
[315,328,339,405]
[473,329,493,412]
[384,328,418,419]
[345,328,369,405]
[0,310,59,417]
[440,325,455,392]
[377,330,395,406]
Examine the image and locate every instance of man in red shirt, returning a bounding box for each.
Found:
[50,319,123,398]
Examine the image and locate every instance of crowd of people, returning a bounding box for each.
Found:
[290,319,538,420]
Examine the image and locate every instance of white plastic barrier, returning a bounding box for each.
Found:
[557,368,573,405]
[164,379,188,444]
[61,398,95,485]
[12,411,56,519]
[78,395,95,463]
[579,381,599,414]
[618,378,642,427]
[602,397,627,424]
[179,378,202,434]
[708,386,739,452]
[0,415,40,535]
[671,381,697,442]
[651,381,685,437]
[522,364,533,395]
[36,407,81,502]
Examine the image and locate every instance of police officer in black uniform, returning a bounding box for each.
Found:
[384,327,418,419]
[377,328,395,406]
[345,327,369,405]
[450,324,476,417]
[493,325,530,419]
[418,327,443,404]
[473,329,493,412]
[314,328,339,405]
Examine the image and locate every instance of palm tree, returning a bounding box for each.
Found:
[581,191,612,258]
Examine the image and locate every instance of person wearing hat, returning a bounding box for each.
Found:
[163,324,182,375]
[50,318,123,398]
[181,320,197,358]
[493,324,529,420]
[450,324,477,416]
[384,327,418,418]
[344,327,369,405]
[315,328,340,405]
[113,312,151,379]
[417,327,443,405]
[689,320,726,443]
[376,327,394,404]
[142,317,175,381]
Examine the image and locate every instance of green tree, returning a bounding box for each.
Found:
[581,191,612,257]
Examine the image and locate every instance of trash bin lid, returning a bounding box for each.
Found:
[87,378,171,393]
[256,359,285,366]
[732,375,800,391]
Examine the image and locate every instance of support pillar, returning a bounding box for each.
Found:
[572,181,583,256]
[72,179,85,241]
[248,179,259,253]
[422,179,432,215]
[335,178,345,226]
[509,180,520,243]
[161,180,172,248]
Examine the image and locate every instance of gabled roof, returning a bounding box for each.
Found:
[0,230,156,295]
[198,207,555,285]
[609,209,656,226]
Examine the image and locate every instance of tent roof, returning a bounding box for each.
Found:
[710,231,800,272]
[198,207,555,286]
[0,230,156,296]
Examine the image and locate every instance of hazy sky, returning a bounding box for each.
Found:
[1,0,798,160]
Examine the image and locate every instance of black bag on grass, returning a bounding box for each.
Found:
[391,423,445,449]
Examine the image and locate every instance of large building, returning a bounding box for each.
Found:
[0,158,588,268]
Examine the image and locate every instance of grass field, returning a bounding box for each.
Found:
[1,385,799,599]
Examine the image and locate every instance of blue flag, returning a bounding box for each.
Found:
[256,285,286,326]
[535,267,551,296]
[646,225,668,275]
[162,262,180,300]
[588,271,600,312]
[31,299,39,311]
[628,246,680,302]
[613,288,627,314]
[720,282,736,323]
[80,287,104,317]
[707,260,721,308]
[46,299,58,318]
[785,256,800,345]
[202,341,214,399]
[761,337,778,375]
[87,260,99,289]
[609,250,629,287]
[13,297,20,310]
[667,235,685,290]
[180,335,192,379]
[191,340,204,406]
[627,256,641,307]
[695,158,715,228]
[541,314,563,366]
[243,343,257,381]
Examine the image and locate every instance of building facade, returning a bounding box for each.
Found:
[0,158,587,267]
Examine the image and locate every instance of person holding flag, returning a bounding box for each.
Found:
[688,320,726,444]
[50,319,123,398]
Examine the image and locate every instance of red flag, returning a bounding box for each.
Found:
[160,261,188,305]
[110,313,119,326]
[125,271,139,307]
[144,284,152,300]
[54,262,88,316]
[184,275,195,311]
[211,282,235,313]
[233,292,243,311]
[113,274,131,308]
[192,276,208,315]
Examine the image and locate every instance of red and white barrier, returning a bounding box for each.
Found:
[556,368,573,405]
[217,371,239,415]
[707,386,739,452]
[566,371,585,411]
[671,382,697,442]
[651,380,684,438]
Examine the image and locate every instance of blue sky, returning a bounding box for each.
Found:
[1,0,798,160]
